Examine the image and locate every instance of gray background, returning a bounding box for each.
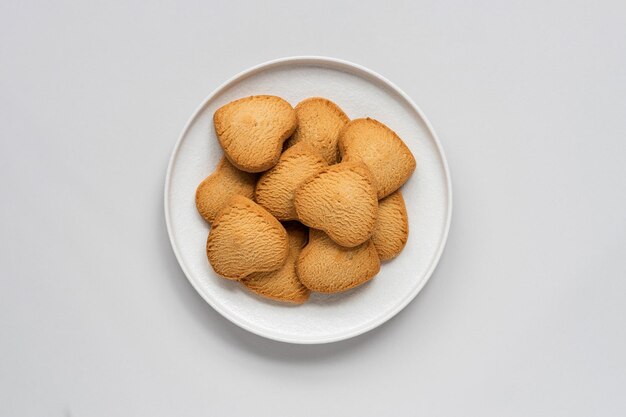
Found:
[1,1,625,416]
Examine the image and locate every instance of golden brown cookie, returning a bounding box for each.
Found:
[371,191,409,260]
[255,142,327,221]
[339,118,416,199]
[206,195,288,280]
[195,157,257,224]
[214,95,297,173]
[294,161,378,247]
[296,229,380,293]
[285,97,350,164]
[242,223,310,304]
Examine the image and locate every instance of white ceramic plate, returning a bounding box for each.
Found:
[165,56,451,344]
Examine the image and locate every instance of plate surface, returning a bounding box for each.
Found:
[165,57,451,344]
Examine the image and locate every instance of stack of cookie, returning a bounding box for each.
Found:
[196,96,415,304]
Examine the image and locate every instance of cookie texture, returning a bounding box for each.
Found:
[255,142,327,221]
[294,161,378,247]
[339,118,416,199]
[296,229,380,293]
[195,157,257,224]
[214,95,297,173]
[206,195,288,280]
[371,191,409,260]
[242,223,310,304]
[286,97,350,164]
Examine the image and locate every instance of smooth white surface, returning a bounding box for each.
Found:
[1,0,626,415]
[166,57,451,343]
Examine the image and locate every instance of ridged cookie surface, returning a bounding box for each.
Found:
[242,223,310,304]
[206,195,288,280]
[294,161,377,247]
[255,142,327,221]
[296,229,380,293]
[286,97,349,164]
[339,118,416,199]
[214,95,297,173]
[371,191,409,260]
[195,157,257,224]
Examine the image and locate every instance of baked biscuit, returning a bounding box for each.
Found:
[255,142,327,221]
[242,223,310,304]
[214,95,297,172]
[206,195,288,280]
[296,229,380,293]
[286,97,349,164]
[294,161,377,247]
[195,157,257,224]
[339,118,416,199]
[371,191,409,260]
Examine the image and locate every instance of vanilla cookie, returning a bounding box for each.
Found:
[206,195,288,280]
[339,118,416,199]
[255,142,327,221]
[195,157,257,224]
[371,191,409,260]
[214,95,297,172]
[294,161,377,247]
[286,97,349,164]
[242,222,310,304]
[296,229,380,293]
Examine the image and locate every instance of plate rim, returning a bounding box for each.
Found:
[164,56,453,344]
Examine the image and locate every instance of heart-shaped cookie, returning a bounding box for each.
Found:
[255,142,327,221]
[206,195,288,280]
[371,190,409,260]
[214,95,297,173]
[296,229,380,293]
[339,118,416,199]
[195,156,257,224]
[294,161,378,247]
[285,97,350,164]
[242,222,310,304]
